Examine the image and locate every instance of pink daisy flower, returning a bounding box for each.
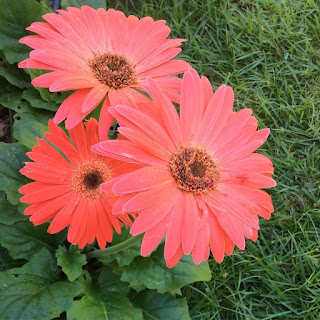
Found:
[20,118,138,249]
[18,6,190,134]
[92,68,276,267]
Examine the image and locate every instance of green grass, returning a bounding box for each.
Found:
[107,0,320,318]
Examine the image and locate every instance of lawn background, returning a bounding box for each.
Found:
[106,0,320,319]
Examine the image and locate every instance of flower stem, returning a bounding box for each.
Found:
[87,234,143,259]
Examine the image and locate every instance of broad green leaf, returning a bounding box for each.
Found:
[56,246,87,281]
[0,79,55,114]
[0,245,24,271]
[0,94,34,114]
[0,64,31,89]
[0,192,27,225]
[61,0,107,9]
[67,295,108,320]
[121,246,212,293]
[97,267,131,296]
[0,0,50,64]
[0,89,22,111]
[22,88,59,111]
[0,81,33,113]
[38,0,52,12]
[98,228,141,267]
[99,293,142,320]
[131,290,191,320]
[0,220,66,260]
[98,268,143,320]
[17,201,28,215]
[13,111,51,148]
[0,248,81,320]
[0,142,28,205]
[67,268,143,320]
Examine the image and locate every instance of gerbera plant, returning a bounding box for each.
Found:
[19,118,137,249]
[18,6,190,132]
[92,68,276,267]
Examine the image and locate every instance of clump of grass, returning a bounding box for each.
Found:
[110,0,320,318]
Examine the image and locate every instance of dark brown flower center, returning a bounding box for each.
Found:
[88,52,137,89]
[83,171,103,190]
[169,147,220,195]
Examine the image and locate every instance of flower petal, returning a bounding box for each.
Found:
[112,166,173,194]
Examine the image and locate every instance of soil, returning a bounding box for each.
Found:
[0,105,12,143]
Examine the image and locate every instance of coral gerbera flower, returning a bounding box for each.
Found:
[19,118,137,249]
[18,6,190,132]
[92,68,276,267]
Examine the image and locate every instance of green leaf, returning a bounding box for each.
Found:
[98,229,141,267]
[13,111,51,148]
[0,248,81,320]
[0,245,24,271]
[97,267,131,296]
[98,268,143,320]
[67,295,108,320]
[38,0,52,12]
[0,93,34,114]
[67,268,143,320]
[61,0,107,10]
[0,77,22,108]
[0,89,22,111]
[0,0,50,64]
[22,87,59,111]
[0,81,33,113]
[0,78,57,114]
[0,220,66,260]
[120,246,212,293]
[17,201,28,215]
[0,142,29,205]
[131,290,191,320]
[0,192,27,225]
[0,63,31,89]
[56,246,87,281]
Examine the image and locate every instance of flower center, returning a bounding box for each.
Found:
[72,159,112,200]
[169,146,220,195]
[88,52,137,89]
[83,171,103,190]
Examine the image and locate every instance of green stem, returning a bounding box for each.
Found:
[87,234,143,259]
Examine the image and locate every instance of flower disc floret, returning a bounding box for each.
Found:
[72,159,112,200]
[169,146,220,195]
[88,52,137,89]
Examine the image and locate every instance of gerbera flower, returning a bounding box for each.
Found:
[18,6,190,132]
[92,68,276,267]
[19,118,137,249]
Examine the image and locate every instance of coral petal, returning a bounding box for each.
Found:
[182,193,198,255]
[164,193,184,260]
[141,214,170,256]
[166,246,183,268]
[82,85,107,113]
